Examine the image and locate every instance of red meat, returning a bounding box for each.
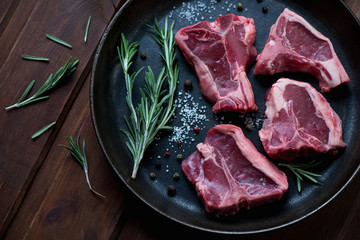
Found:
[182,124,288,216]
[254,8,350,92]
[175,14,258,113]
[259,78,346,161]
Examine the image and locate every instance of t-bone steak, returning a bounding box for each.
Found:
[259,78,346,161]
[175,14,258,113]
[181,124,288,216]
[254,8,350,92]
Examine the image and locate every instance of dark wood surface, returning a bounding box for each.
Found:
[0,1,359,239]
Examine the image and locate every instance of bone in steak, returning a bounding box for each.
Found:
[175,14,258,113]
[254,8,350,92]
[181,124,288,216]
[259,78,346,161]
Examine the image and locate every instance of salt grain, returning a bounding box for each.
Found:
[169,0,220,24]
[169,90,208,145]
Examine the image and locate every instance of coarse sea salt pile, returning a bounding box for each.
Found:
[169,1,216,23]
[168,89,209,151]
[168,0,240,23]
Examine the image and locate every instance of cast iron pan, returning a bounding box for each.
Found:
[90,0,360,234]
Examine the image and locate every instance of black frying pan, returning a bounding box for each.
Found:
[90,0,360,234]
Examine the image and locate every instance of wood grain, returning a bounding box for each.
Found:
[5,73,126,239]
[0,0,124,237]
[0,0,21,38]
[0,0,38,63]
[345,0,360,17]
[0,0,359,239]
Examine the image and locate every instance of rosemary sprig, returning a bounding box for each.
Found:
[119,17,179,179]
[21,54,49,62]
[84,16,91,43]
[5,57,79,110]
[31,121,56,139]
[59,136,106,198]
[46,34,72,48]
[278,160,323,192]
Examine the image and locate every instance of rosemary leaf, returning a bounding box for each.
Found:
[119,17,178,179]
[59,136,106,198]
[84,16,91,43]
[22,96,50,105]
[296,169,322,184]
[46,34,72,48]
[279,160,323,192]
[287,167,303,181]
[5,57,79,110]
[296,177,302,192]
[21,54,49,62]
[18,80,35,103]
[31,121,56,139]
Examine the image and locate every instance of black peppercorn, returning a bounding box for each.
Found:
[140,52,147,59]
[149,172,156,180]
[237,3,243,11]
[257,0,263,3]
[167,185,176,197]
[173,172,180,181]
[155,160,161,169]
[184,79,193,91]
[262,6,268,13]
[177,154,183,161]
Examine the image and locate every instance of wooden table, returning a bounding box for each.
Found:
[0,1,359,239]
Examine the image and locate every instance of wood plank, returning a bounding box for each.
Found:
[0,0,20,38]
[344,0,360,17]
[0,0,40,68]
[337,172,360,240]
[1,0,359,239]
[0,0,13,24]
[0,0,124,237]
[4,72,126,239]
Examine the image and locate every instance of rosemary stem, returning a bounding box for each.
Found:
[278,161,323,192]
[120,17,178,179]
[126,73,138,126]
[5,57,78,110]
[5,104,19,110]
[6,95,37,110]
[131,131,151,178]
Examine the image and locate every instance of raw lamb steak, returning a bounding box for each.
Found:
[175,14,258,113]
[181,124,288,216]
[254,8,350,92]
[259,78,346,161]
